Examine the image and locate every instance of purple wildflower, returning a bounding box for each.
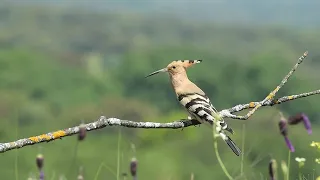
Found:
[288,113,312,134]
[278,118,295,152]
[39,170,44,180]
[284,136,295,152]
[301,113,312,134]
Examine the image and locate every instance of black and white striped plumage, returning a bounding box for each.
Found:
[178,92,241,156]
[145,60,241,156]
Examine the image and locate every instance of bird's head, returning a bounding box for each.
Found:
[145,60,202,78]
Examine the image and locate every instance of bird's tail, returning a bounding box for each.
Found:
[223,134,242,156]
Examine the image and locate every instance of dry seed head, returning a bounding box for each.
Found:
[269,159,277,180]
[78,123,86,141]
[130,157,137,177]
[281,160,288,176]
[36,154,44,170]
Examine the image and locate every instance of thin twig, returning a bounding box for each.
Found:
[0,51,318,153]
[224,51,308,120]
[224,89,320,115]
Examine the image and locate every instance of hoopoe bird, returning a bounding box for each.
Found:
[145,60,241,156]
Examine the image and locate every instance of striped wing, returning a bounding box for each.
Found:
[178,93,215,124]
[177,93,241,156]
[178,93,233,134]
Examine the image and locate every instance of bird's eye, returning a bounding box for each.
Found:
[172,66,176,69]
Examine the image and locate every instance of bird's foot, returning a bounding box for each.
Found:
[175,119,187,123]
[187,116,200,127]
[174,119,201,129]
[174,119,187,131]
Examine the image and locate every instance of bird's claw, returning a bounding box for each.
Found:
[174,119,186,131]
[175,119,187,123]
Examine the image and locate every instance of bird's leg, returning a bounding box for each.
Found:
[187,114,201,127]
[174,119,187,131]
[188,116,200,127]
[173,119,201,131]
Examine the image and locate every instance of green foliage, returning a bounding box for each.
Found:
[0,4,319,180]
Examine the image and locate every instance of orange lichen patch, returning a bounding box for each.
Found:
[273,100,279,104]
[254,104,262,110]
[29,136,39,143]
[52,130,66,139]
[287,95,293,100]
[266,93,274,100]
[249,102,255,108]
[39,134,51,141]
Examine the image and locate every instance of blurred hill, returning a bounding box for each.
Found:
[0,2,319,180]
[6,0,320,28]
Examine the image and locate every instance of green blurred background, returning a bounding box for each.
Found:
[0,1,319,179]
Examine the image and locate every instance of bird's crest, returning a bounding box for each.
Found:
[167,60,202,69]
[145,60,202,78]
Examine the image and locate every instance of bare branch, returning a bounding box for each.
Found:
[0,117,200,153]
[227,51,308,120]
[0,51,318,153]
[222,89,320,118]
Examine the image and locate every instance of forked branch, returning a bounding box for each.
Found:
[0,51,318,153]
[223,51,308,120]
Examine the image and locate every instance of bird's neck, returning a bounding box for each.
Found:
[169,71,192,93]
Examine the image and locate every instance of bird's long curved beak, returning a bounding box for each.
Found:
[145,68,168,78]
